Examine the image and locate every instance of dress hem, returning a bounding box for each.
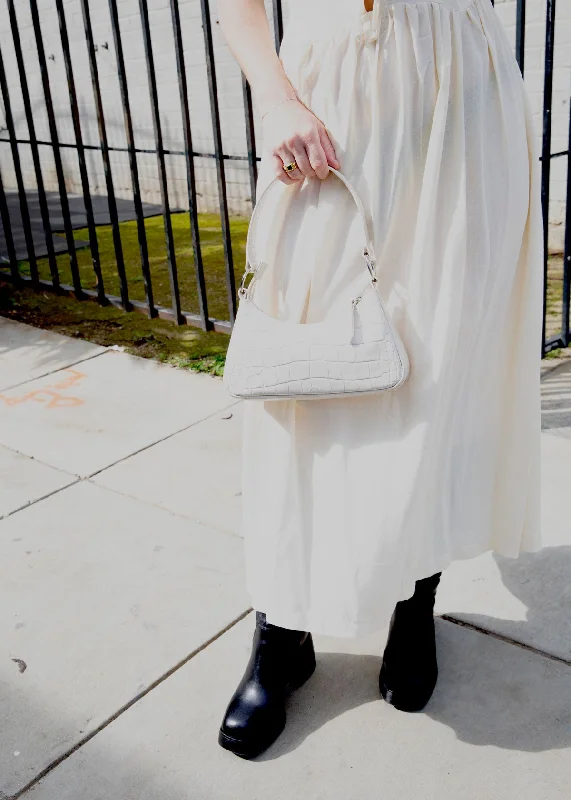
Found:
[246,537,542,639]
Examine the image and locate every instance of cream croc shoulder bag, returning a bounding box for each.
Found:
[222,167,410,401]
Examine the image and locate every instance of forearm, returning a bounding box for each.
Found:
[217,0,295,115]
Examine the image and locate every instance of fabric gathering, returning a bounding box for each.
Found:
[239,0,544,638]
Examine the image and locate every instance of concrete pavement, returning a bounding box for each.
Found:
[0,317,570,799]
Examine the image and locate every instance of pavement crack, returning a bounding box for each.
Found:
[0,475,80,521]
[10,608,252,799]
[86,398,241,480]
[440,614,571,667]
[0,348,109,394]
[85,478,243,539]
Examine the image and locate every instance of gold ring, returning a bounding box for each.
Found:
[283,161,298,173]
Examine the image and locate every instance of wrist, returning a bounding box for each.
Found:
[260,94,299,120]
[255,79,298,118]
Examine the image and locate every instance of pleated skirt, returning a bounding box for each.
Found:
[239,0,544,638]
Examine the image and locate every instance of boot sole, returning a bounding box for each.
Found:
[218,634,317,759]
[218,727,283,760]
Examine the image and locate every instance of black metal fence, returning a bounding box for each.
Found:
[0,0,569,356]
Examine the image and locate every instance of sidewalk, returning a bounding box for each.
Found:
[0,316,570,800]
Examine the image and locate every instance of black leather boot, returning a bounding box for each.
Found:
[218,610,316,759]
[379,572,442,712]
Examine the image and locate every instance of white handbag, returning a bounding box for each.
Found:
[222,167,410,400]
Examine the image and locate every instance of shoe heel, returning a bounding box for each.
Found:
[289,633,316,690]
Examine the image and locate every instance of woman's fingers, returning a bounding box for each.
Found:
[271,153,297,185]
[263,99,341,182]
[319,126,341,170]
[289,142,315,180]
[305,131,331,179]
[270,122,340,185]
[275,146,304,183]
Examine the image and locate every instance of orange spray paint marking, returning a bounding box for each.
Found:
[0,390,84,408]
[0,368,86,409]
[49,369,86,391]
[0,394,28,407]
[28,390,84,409]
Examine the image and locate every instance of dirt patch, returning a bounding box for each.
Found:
[0,281,229,376]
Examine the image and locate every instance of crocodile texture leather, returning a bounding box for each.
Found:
[223,169,411,401]
[223,281,409,400]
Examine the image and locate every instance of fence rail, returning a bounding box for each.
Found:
[0,0,569,354]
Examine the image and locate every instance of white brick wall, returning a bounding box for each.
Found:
[0,0,569,249]
[0,0,265,216]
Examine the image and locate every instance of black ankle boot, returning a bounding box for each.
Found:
[218,610,316,758]
[379,572,442,712]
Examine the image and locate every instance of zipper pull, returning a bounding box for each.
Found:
[351,295,362,344]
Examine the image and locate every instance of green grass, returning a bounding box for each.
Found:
[546,253,564,339]
[0,278,231,375]
[2,211,254,375]
[3,218,570,372]
[20,211,250,324]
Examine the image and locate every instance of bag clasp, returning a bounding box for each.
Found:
[363,246,377,283]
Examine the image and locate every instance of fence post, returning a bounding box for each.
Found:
[169,0,210,330]
[79,0,130,311]
[7,0,59,287]
[540,0,556,357]
[29,0,83,297]
[200,0,237,324]
[107,0,157,318]
[55,0,105,304]
[0,44,36,283]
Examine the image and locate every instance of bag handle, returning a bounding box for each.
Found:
[239,166,377,298]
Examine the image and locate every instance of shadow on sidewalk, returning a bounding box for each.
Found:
[4,550,570,795]
[541,359,571,435]
[455,545,571,662]
[258,545,571,761]
[0,313,100,389]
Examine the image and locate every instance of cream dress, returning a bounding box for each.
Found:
[240,0,544,638]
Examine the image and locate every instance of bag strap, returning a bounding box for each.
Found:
[239,166,377,298]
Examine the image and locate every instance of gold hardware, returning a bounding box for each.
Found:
[238,265,256,298]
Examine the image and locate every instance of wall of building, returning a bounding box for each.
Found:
[0,0,569,250]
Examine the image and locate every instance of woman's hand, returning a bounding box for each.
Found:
[263,98,341,185]
[216,0,339,184]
